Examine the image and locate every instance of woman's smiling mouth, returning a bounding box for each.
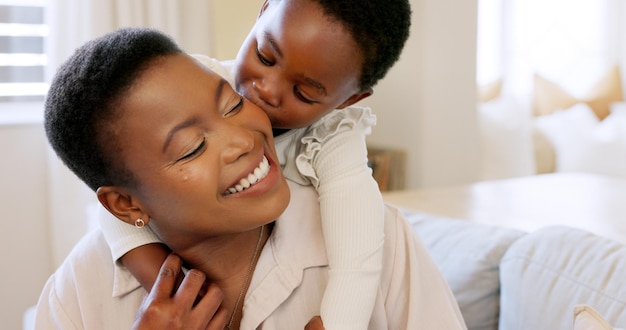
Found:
[224,155,271,195]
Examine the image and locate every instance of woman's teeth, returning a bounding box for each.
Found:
[224,156,270,195]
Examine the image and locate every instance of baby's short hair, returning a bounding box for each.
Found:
[45,27,182,191]
[306,0,412,89]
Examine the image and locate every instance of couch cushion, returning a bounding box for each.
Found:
[407,212,525,330]
[499,226,626,330]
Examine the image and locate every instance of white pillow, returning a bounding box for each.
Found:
[533,103,596,173]
[478,97,535,180]
[534,102,598,150]
[534,103,626,177]
[585,106,626,176]
[574,305,625,330]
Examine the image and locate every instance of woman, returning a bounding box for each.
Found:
[35,27,466,329]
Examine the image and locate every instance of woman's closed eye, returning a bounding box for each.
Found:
[224,96,244,117]
[177,137,206,162]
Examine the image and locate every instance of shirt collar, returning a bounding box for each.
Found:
[111,262,143,298]
[241,181,328,328]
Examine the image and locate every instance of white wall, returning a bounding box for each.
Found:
[0,120,51,330]
[210,0,262,60]
[362,0,480,189]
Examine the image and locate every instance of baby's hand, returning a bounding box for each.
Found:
[132,254,228,330]
[305,316,325,330]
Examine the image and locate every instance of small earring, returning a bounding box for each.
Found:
[134,218,145,228]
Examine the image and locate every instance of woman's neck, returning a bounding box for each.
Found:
[178,225,271,328]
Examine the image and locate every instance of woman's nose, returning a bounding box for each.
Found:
[253,78,280,107]
[220,124,255,164]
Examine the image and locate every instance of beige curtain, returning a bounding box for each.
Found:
[45,0,213,268]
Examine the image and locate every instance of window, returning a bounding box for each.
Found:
[476,0,619,100]
[0,0,47,105]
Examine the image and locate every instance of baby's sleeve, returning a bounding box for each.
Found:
[297,107,385,329]
[96,204,161,264]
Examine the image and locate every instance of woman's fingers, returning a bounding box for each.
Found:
[204,305,229,330]
[132,253,227,330]
[150,253,183,298]
[175,268,206,305]
[193,283,227,329]
[176,267,227,329]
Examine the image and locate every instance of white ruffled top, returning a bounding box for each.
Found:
[275,106,377,187]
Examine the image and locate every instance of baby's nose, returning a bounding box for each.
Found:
[253,79,280,108]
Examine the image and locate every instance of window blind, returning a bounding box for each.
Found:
[0,0,47,103]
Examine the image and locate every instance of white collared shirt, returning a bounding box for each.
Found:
[34,181,466,329]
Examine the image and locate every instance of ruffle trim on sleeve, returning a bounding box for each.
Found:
[295,106,376,188]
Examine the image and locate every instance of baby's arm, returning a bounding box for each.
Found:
[97,204,168,291]
[121,243,171,291]
[310,119,385,329]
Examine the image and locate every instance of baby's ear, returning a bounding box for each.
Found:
[97,186,149,226]
[336,88,373,109]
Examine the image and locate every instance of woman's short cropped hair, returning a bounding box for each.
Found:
[45,27,182,191]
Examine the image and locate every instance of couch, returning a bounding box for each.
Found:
[407,211,626,330]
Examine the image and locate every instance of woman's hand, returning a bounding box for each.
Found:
[132,254,229,330]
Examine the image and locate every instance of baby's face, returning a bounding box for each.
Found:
[112,53,290,249]
[233,0,370,130]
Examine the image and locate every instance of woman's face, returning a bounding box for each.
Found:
[112,54,290,249]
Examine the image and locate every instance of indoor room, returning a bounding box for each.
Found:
[1,0,625,328]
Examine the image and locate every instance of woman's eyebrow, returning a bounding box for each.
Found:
[162,117,200,153]
[215,78,226,106]
[162,78,228,153]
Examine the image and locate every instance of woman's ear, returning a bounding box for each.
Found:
[336,88,373,109]
[97,186,149,227]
